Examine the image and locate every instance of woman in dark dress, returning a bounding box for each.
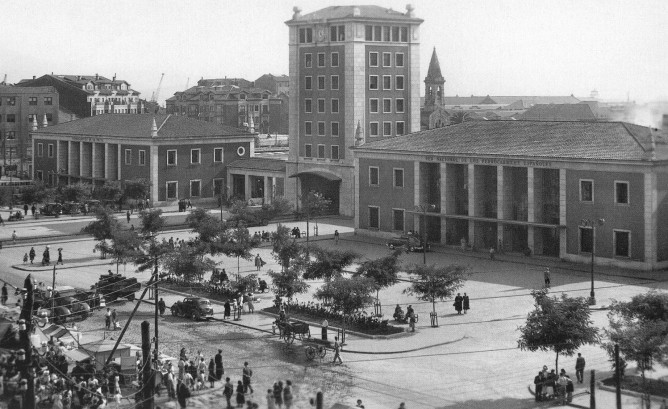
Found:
[236,380,246,407]
[208,358,216,388]
[273,381,284,408]
[454,293,463,314]
[463,293,470,314]
[224,301,232,319]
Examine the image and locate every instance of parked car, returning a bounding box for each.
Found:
[31,285,102,324]
[61,202,82,215]
[81,200,101,213]
[171,297,214,321]
[93,273,140,302]
[40,203,63,217]
[386,234,430,252]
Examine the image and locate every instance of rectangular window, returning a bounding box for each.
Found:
[383,122,392,136]
[369,166,379,186]
[374,26,382,41]
[382,52,392,67]
[369,75,378,90]
[396,98,405,113]
[46,113,52,122]
[369,122,379,137]
[393,168,404,188]
[124,149,132,165]
[138,150,146,166]
[382,26,391,41]
[330,25,345,41]
[579,227,593,253]
[365,25,373,41]
[29,97,37,105]
[396,121,405,135]
[392,26,400,41]
[36,170,43,181]
[580,180,593,202]
[191,149,201,164]
[167,149,177,166]
[304,144,312,158]
[369,52,378,67]
[305,99,312,113]
[331,75,339,90]
[615,181,629,204]
[305,76,312,90]
[369,206,380,229]
[331,145,339,160]
[383,75,392,90]
[369,99,379,113]
[383,98,392,113]
[317,53,325,67]
[47,144,54,158]
[44,97,53,105]
[304,121,312,135]
[299,28,313,43]
[304,53,312,68]
[317,76,325,90]
[7,97,16,106]
[318,122,325,136]
[214,147,224,163]
[400,27,408,42]
[317,99,325,113]
[166,182,178,199]
[393,209,405,231]
[396,75,405,90]
[190,180,201,197]
[37,143,43,157]
[331,99,339,113]
[6,131,15,140]
[317,144,325,159]
[7,114,15,123]
[331,122,339,136]
[331,52,339,67]
[395,53,405,67]
[614,230,630,257]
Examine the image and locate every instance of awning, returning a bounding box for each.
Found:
[289,171,341,182]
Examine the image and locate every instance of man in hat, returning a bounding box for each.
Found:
[215,349,224,381]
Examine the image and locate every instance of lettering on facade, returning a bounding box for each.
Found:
[424,155,552,168]
[70,136,105,143]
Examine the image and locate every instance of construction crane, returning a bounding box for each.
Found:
[151,73,165,103]
[1,74,7,85]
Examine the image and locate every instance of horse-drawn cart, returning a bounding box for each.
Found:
[275,319,334,361]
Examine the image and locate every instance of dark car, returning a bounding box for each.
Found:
[61,202,82,215]
[171,297,214,321]
[32,285,100,324]
[40,203,63,217]
[93,273,140,302]
[387,234,430,252]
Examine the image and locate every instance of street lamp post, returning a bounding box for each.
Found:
[580,218,605,305]
[415,204,436,265]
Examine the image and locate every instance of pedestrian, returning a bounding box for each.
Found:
[215,349,224,380]
[575,353,585,383]
[273,381,283,408]
[321,319,328,341]
[454,293,463,314]
[236,380,246,407]
[111,308,118,329]
[409,312,416,332]
[242,361,254,394]
[254,254,262,271]
[1,283,8,305]
[29,247,35,264]
[42,246,50,265]
[223,377,234,408]
[57,248,63,265]
[247,293,254,314]
[266,389,276,409]
[31,204,36,216]
[489,247,495,260]
[283,380,293,409]
[224,300,231,320]
[544,268,551,288]
[126,210,131,224]
[12,230,17,244]
[0,214,4,226]
[557,370,569,404]
[332,336,343,364]
[23,204,28,215]
[463,293,470,314]
[23,253,28,264]
[533,371,544,401]
[566,374,574,403]
[158,298,166,316]
[208,358,216,388]
[177,379,191,409]
[105,308,111,330]
[334,229,339,244]
[166,368,176,400]
[356,400,365,408]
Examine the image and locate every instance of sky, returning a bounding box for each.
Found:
[1,0,666,110]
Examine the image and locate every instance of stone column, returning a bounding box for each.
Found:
[559,168,567,259]
[67,141,73,184]
[244,174,250,200]
[468,164,475,242]
[91,143,97,179]
[104,143,109,179]
[527,167,535,253]
[644,172,657,267]
[263,176,270,204]
[414,161,420,232]
[440,163,448,244]
[117,144,122,180]
[353,157,360,229]
[79,141,84,177]
[150,146,159,203]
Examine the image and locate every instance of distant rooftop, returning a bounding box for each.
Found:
[518,104,597,121]
[288,5,423,23]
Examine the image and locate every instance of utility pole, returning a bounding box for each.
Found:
[153,250,159,367]
[141,321,154,409]
[19,275,35,409]
[590,369,596,409]
[615,345,622,409]
[51,265,56,317]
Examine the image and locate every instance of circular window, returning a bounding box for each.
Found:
[237,146,246,156]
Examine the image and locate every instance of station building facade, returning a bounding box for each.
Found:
[31,114,255,203]
[352,120,668,270]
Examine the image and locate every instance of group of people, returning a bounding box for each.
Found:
[23,247,63,266]
[252,231,271,242]
[453,293,470,315]
[534,354,586,405]
[103,308,119,331]
[222,292,257,319]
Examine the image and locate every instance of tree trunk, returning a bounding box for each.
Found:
[555,353,559,376]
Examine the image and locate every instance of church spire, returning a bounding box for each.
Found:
[424,47,445,108]
[426,47,444,83]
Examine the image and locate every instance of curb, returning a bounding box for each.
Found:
[597,380,668,403]
[11,260,112,272]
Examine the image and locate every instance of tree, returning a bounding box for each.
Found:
[19,181,54,204]
[267,267,309,302]
[123,178,151,201]
[449,110,473,125]
[57,183,92,203]
[186,208,224,244]
[81,207,122,259]
[355,250,402,309]
[403,263,467,318]
[162,244,216,284]
[604,291,668,402]
[300,190,332,248]
[214,226,260,279]
[271,224,303,272]
[92,181,122,202]
[105,227,143,274]
[138,209,165,236]
[518,289,600,374]
[303,246,359,282]
[315,276,375,316]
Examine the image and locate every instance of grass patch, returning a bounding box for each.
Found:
[262,306,405,336]
[602,376,668,398]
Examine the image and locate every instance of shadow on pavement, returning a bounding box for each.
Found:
[436,395,551,409]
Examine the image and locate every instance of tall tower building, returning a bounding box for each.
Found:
[285,5,423,216]
[424,47,445,108]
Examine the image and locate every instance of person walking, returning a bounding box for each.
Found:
[23,204,29,216]
[0,214,4,226]
[223,377,234,408]
[29,247,35,264]
[12,230,17,244]
[177,379,191,409]
[207,358,216,388]
[454,293,463,314]
[544,268,551,288]
[111,308,118,329]
[247,293,254,314]
[215,349,224,380]
[242,361,254,394]
[273,381,284,408]
[266,389,276,409]
[31,204,36,216]
[533,371,544,401]
[575,353,585,383]
[254,254,262,271]
[1,283,8,305]
[463,293,470,314]
[105,308,111,330]
[332,336,343,364]
[224,300,231,320]
[126,210,131,224]
[158,298,166,316]
[334,230,339,244]
[57,248,64,265]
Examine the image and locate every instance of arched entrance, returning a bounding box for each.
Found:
[289,171,341,215]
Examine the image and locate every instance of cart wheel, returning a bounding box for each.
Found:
[305,346,316,361]
[284,332,295,344]
[318,346,327,359]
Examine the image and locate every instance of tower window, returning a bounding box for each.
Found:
[369,76,378,90]
[299,28,313,43]
[396,76,405,90]
[395,53,404,67]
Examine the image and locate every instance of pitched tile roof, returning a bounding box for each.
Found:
[294,5,422,22]
[519,104,597,121]
[34,114,251,139]
[355,121,666,161]
[227,158,287,172]
[0,85,57,94]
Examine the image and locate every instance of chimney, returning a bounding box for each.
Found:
[151,117,158,138]
[32,115,38,131]
[405,4,415,17]
[95,73,99,80]
[33,75,36,80]
[113,73,116,81]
